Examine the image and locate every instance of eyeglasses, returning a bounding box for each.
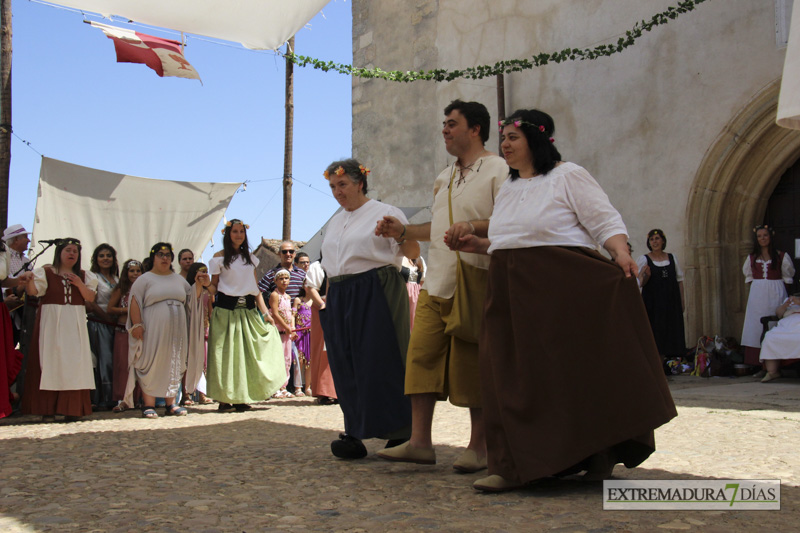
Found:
[155,252,172,259]
[280,250,295,255]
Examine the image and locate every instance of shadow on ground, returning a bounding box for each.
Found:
[665,375,800,413]
[0,417,796,532]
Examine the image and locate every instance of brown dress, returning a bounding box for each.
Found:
[480,247,677,483]
[308,304,337,399]
[22,269,93,417]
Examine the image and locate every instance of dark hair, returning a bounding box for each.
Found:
[52,238,83,275]
[186,262,207,286]
[646,229,667,251]
[324,159,369,194]
[222,219,255,269]
[148,242,175,272]
[298,286,306,298]
[90,243,120,277]
[178,249,194,262]
[295,252,309,264]
[444,99,490,144]
[116,259,143,297]
[751,225,780,271]
[502,109,562,180]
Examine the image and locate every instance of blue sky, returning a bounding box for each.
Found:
[8,0,351,262]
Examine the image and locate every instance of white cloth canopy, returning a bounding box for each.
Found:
[33,157,241,266]
[778,3,800,129]
[47,0,330,50]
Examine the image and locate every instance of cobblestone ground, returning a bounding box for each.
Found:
[1,375,799,532]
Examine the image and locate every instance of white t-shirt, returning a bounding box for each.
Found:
[488,162,627,253]
[209,253,260,296]
[321,199,408,278]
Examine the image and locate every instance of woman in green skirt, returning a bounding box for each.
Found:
[207,219,285,412]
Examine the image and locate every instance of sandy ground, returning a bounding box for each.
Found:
[1,374,798,532]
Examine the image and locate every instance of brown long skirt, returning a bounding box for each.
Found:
[480,247,677,483]
[308,305,336,399]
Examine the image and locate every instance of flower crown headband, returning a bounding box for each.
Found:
[221,219,250,235]
[58,238,81,247]
[753,224,774,233]
[498,118,555,143]
[150,245,172,255]
[323,165,371,180]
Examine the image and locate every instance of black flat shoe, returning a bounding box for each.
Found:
[218,402,234,412]
[385,438,409,449]
[234,403,252,412]
[331,433,367,459]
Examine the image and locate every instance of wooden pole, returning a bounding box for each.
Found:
[496,73,505,155]
[282,36,295,241]
[0,0,12,228]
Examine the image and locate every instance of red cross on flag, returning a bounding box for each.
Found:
[90,21,201,82]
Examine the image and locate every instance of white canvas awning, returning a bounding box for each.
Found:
[46,0,330,50]
[778,3,800,129]
[33,157,241,266]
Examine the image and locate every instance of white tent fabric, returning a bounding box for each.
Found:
[33,157,241,266]
[47,0,330,50]
[778,4,800,129]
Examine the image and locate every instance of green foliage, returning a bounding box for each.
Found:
[285,0,708,83]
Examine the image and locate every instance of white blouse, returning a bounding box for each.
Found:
[209,253,261,296]
[321,199,408,278]
[742,254,795,284]
[488,162,627,253]
[32,268,99,297]
[635,254,685,282]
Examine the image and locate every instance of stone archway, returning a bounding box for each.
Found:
[684,79,800,343]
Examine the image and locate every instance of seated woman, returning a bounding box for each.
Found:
[758,293,800,383]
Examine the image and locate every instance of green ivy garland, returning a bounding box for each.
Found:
[285,0,708,83]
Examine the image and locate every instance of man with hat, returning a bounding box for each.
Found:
[2,224,36,405]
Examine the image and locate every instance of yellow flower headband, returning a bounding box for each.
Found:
[323,166,346,180]
[221,219,250,235]
[322,165,371,180]
[753,224,773,233]
[150,245,172,254]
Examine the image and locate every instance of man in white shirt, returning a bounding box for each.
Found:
[2,224,35,406]
[376,100,509,472]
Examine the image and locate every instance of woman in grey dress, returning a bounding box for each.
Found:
[128,242,202,418]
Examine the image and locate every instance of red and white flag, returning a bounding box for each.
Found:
[90,21,201,82]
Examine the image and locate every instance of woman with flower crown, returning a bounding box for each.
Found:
[741,225,795,376]
[456,109,676,492]
[22,238,98,422]
[127,243,204,418]
[319,159,420,460]
[636,229,687,370]
[206,219,285,412]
